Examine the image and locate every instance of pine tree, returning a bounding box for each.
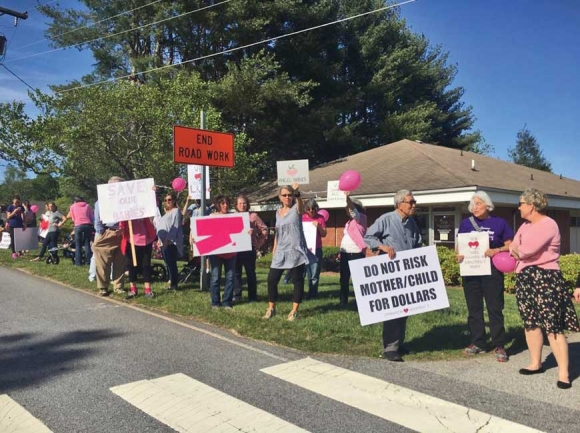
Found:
[508,127,552,172]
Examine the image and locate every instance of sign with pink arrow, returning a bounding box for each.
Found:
[190,212,252,256]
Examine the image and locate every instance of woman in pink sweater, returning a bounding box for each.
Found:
[510,188,579,389]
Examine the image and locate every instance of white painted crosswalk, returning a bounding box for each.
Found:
[2,359,546,433]
[261,357,544,433]
[0,395,53,433]
[110,373,309,433]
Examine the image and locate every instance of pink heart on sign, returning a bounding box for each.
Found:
[403,308,409,313]
[468,241,479,249]
[232,242,236,246]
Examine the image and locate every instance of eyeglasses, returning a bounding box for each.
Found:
[280,194,293,198]
[402,200,417,206]
[164,198,174,202]
[518,202,528,206]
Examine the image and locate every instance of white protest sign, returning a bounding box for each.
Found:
[97,178,157,224]
[0,231,11,249]
[190,212,252,256]
[349,245,449,326]
[187,164,210,200]
[326,180,346,208]
[457,232,491,276]
[13,228,39,251]
[303,222,317,253]
[276,159,309,186]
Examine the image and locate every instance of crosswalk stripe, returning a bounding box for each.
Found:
[0,395,53,433]
[110,373,309,433]
[261,358,544,433]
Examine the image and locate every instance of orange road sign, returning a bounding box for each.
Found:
[173,126,235,168]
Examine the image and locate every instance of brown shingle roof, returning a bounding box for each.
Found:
[251,139,580,202]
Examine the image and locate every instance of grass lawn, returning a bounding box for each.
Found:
[2,248,570,362]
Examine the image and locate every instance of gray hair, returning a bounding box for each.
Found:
[394,189,412,206]
[468,190,494,213]
[520,188,548,214]
[303,198,319,212]
[108,176,125,183]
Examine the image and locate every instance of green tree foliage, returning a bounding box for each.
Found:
[508,127,552,172]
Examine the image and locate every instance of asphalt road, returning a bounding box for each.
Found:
[1,266,579,432]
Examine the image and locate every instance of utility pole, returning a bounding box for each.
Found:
[0,6,29,21]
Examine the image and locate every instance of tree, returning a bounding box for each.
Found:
[508,127,552,172]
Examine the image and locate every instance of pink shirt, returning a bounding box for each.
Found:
[302,213,326,249]
[510,216,560,273]
[69,201,94,226]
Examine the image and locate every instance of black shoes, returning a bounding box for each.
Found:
[518,367,545,375]
[557,381,572,390]
[381,351,404,362]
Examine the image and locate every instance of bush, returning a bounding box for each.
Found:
[256,246,341,272]
[436,245,461,286]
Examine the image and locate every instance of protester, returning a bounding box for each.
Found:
[156,192,183,291]
[510,188,579,389]
[6,195,26,258]
[364,189,422,362]
[233,194,268,302]
[264,183,312,321]
[92,176,126,296]
[23,200,37,228]
[30,202,67,262]
[197,195,236,309]
[456,191,513,362]
[301,198,327,300]
[121,215,157,299]
[339,192,367,307]
[67,196,94,266]
[38,203,51,240]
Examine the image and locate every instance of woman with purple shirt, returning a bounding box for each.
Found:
[6,195,26,258]
[457,191,513,362]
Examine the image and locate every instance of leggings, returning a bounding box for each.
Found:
[267,265,305,304]
[125,243,153,283]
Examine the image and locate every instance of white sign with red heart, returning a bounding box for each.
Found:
[276,159,309,186]
[187,164,211,200]
[457,232,491,276]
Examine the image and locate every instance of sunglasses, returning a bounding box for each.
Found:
[280,194,293,198]
[164,198,174,202]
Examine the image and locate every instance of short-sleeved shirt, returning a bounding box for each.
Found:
[458,215,513,249]
[46,211,64,233]
[7,204,25,228]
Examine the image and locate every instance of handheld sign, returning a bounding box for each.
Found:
[302,222,317,253]
[190,213,252,256]
[0,231,11,249]
[174,126,234,168]
[457,232,491,276]
[326,180,346,207]
[187,164,210,200]
[349,245,449,326]
[14,228,38,251]
[97,178,157,224]
[276,159,309,186]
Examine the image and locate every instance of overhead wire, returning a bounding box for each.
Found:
[0,63,36,91]
[20,0,165,50]
[7,0,234,63]
[58,0,416,94]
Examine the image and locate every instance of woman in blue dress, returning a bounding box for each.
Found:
[264,183,311,321]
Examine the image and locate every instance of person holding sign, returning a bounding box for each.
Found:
[156,192,184,291]
[264,183,311,321]
[510,188,579,389]
[121,216,157,299]
[30,202,67,262]
[364,189,421,362]
[456,191,513,362]
[302,199,327,300]
[339,192,367,307]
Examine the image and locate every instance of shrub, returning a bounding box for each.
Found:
[322,246,340,272]
[436,245,461,286]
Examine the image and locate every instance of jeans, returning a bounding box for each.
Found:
[209,255,236,307]
[162,244,179,288]
[305,248,323,298]
[234,249,257,300]
[74,224,93,266]
[39,231,59,258]
[339,251,365,303]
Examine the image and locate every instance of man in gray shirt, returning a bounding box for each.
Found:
[364,189,422,362]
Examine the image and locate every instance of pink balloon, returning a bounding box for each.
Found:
[492,252,517,273]
[30,205,38,213]
[318,209,330,222]
[338,170,361,191]
[172,177,187,192]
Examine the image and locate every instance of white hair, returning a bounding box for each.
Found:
[394,189,412,206]
[468,190,494,213]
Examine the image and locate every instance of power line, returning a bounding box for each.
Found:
[58,0,416,94]
[20,0,164,50]
[7,0,233,63]
[0,63,35,90]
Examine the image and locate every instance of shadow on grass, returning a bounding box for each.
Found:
[0,329,125,393]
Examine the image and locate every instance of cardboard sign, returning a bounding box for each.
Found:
[276,159,309,186]
[0,231,10,249]
[190,213,252,256]
[303,222,317,253]
[187,164,211,200]
[326,180,346,207]
[174,126,235,168]
[13,228,39,251]
[97,178,157,224]
[349,245,449,326]
[457,232,491,276]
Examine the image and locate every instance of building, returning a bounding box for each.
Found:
[250,139,580,253]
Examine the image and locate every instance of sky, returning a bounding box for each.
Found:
[0,0,579,179]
